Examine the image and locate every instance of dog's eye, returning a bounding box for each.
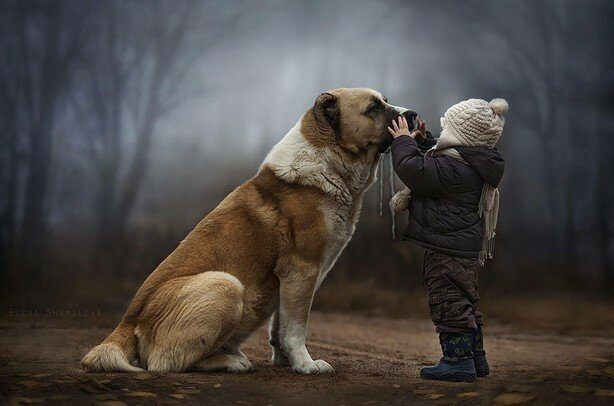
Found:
[365,104,383,118]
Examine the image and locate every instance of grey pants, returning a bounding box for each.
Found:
[423,249,483,333]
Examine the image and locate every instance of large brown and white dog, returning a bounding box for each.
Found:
[82,87,416,374]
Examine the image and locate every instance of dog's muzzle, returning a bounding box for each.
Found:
[379,109,418,153]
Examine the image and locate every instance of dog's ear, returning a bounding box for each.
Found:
[313,92,340,135]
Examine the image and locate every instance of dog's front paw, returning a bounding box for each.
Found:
[292,359,334,375]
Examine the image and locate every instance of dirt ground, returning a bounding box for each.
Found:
[0,312,613,405]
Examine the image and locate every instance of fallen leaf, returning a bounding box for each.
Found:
[175,388,201,395]
[507,384,535,393]
[392,384,401,388]
[529,373,552,383]
[54,378,77,384]
[95,402,127,406]
[125,391,158,398]
[414,387,436,395]
[8,397,45,405]
[493,393,534,405]
[94,394,116,401]
[426,394,445,400]
[213,383,222,388]
[561,365,583,372]
[31,373,51,378]
[47,394,73,401]
[603,366,614,377]
[588,357,609,363]
[561,385,593,394]
[169,394,190,400]
[135,374,154,380]
[596,389,614,397]
[457,392,480,398]
[16,380,40,388]
[80,385,100,393]
[587,369,605,376]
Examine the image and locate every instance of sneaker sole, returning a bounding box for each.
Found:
[420,371,476,382]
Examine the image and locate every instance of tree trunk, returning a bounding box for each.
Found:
[20,4,63,273]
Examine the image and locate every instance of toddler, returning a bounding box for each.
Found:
[388,98,508,381]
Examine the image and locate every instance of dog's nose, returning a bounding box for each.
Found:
[401,110,417,120]
[401,110,418,130]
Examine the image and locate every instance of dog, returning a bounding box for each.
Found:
[82,87,416,374]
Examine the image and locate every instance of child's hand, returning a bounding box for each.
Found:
[388,117,428,140]
[388,116,411,139]
[413,118,427,141]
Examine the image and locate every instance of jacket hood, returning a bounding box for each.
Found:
[456,146,505,187]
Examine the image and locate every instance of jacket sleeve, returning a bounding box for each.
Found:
[391,136,445,197]
[416,131,437,152]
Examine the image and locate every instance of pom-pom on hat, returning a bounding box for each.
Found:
[435,98,508,150]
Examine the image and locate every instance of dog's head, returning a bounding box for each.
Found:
[309,87,417,156]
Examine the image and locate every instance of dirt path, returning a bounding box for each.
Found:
[1,312,613,405]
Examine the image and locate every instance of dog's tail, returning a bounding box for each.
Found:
[82,322,144,372]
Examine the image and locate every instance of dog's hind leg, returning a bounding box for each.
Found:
[138,272,244,372]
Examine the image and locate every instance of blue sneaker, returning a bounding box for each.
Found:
[420,333,477,382]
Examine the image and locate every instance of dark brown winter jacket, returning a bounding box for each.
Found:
[391,135,505,258]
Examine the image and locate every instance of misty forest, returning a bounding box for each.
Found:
[1,0,613,312]
[1,1,614,404]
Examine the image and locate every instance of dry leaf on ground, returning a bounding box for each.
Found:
[561,385,593,394]
[94,394,116,401]
[175,388,202,395]
[16,380,40,388]
[9,397,45,405]
[125,391,158,398]
[588,357,609,363]
[95,401,127,406]
[493,393,534,405]
[169,394,190,399]
[458,392,480,398]
[47,394,73,401]
[414,387,436,395]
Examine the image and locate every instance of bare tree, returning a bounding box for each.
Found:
[0,1,91,274]
[68,0,255,265]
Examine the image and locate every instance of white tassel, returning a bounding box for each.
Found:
[378,158,384,216]
[388,152,396,239]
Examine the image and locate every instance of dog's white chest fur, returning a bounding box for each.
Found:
[263,119,376,288]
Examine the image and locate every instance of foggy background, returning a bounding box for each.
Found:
[1,0,613,315]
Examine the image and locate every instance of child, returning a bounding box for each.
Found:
[388,98,508,382]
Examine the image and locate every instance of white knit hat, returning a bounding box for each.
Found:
[435,98,509,150]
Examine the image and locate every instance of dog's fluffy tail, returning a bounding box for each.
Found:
[82,323,143,372]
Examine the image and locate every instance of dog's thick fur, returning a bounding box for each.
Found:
[82,88,411,374]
